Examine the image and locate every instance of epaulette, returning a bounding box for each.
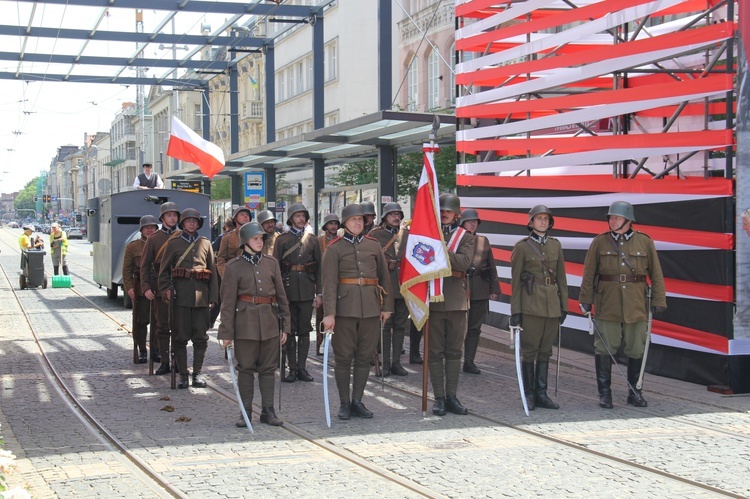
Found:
[635,231,652,240]
[328,236,342,246]
[264,254,279,263]
[364,234,379,241]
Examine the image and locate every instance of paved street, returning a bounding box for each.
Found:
[1,226,749,498]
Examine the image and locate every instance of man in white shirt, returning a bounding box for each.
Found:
[133,163,164,190]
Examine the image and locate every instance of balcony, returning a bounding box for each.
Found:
[241,101,263,122]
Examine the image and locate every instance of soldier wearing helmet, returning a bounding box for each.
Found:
[140,201,182,374]
[273,202,323,383]
[360,201,377,235]
[218,222,291,427]
[256,210,278,256]
[460,209,500,375]
[427,193,475,417]
[579,201,666,409]
[217,205,253,278]
[158,208,218,389]
[368,202,410,376]
[314,212,341,354]
[123,215,159,364]
[510,205,568,411]
[321,203,393,420]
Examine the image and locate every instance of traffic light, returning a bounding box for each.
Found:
[33,196,38,202]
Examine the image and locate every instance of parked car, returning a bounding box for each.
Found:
[8,222,19,228]
[67,227,84,239]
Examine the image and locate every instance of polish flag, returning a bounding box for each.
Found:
[167,115,225,178]
[399,143,451,330]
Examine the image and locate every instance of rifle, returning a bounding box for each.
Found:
[170,283,177,390]
[132,292,139,364]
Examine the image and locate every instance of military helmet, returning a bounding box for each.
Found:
[460,209,481,227]
[256,209,276,226]
[178,208,204,230]
[380,202,404,223]
[360,201,376,217]
[139,215,159,231]
[341,203,365,227]
[286,202,310,226]
[159,202,180,222]
[528,205,554,229]
[607,201,635,222]
[232,205,252,221]
[439,193,461,215]
[239,221,265,246]
[320,212,340,231]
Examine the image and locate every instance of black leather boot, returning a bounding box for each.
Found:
[432,397,447,416]
[595,355,614,408]
[296,336,313,381]
[390,361,408,376]
[192,372,207,388]
[351,400,373,418]
[337,402,352,420]
[260,407,284,426]
[53,265,59,276]
[177,373,190,389]
[534,361,560,409]
[445,395,468,415]
[626,357,648,407]
[155,362,171,375]
[521,361,536,411]
[409,325,423,364]
[463,332,481,374]
[283,336,297,382]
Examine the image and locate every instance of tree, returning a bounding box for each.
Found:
[13,177,40,218]
[210,178,230,200]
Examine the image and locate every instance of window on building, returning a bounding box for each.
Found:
[325,42,337,82]
[428,49,440,110]
[194,104,202,130]
[407,56,418,111]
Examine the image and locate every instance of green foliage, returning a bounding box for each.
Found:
[13,178,40,217]
[210,178,230,200]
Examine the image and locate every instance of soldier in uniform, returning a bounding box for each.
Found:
[159,208,218,389]
[217,206,252,278]
[123,215,159,364]
[510,205,568,410]
[316,213,340,354]
[256,209,279,256]
[461,209,500,375]
[219,222,290,427]
[579,201,666,409]
[140,202,182,374]
[321,204,393,419]
[361,201,376,235]
[368,202,409,376]
[429,194,475,416]
[273,202,322,382]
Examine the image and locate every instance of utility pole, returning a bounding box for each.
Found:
[136,9,146,167]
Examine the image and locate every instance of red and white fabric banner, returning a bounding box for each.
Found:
[167,115,225,179]
[399,143,451,330]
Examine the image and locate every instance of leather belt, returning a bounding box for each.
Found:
[339,278,379,286]
[172,267,212,281]
[598,273,647,283]
[238,294,277,304]
[451,271,466,279]
[532,274,555,286]
[289,264,306,271]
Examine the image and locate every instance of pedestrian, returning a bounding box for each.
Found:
[218,221,290,427]
[49,222,69,275]
[428,193,475,416]
[256,209,279,256]
[461,209,500,375]
[123,215,159,364]
[273,202,322,383]
[360,201,376,235]
[579,201,667,409]
[315,212,340,354]
[159,208,218,389]
[140,202,182,373]
[510,205,567,410]
[217,206,252,278]
[212,217,235,253]
[368,202,409,376]
[19,225,36,270]
[133,163,164,190]
[321,203,393,420]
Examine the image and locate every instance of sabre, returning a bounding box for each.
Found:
[132,296,139,365]
[169,284,177,390]
[275,303,284,412]
[637,286,653,390]
[226,344,253,433]
[555,323,561,397]
[510,325,529,417]
[321,322,333,428]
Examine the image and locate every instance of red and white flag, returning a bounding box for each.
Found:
[167,115,225,178]
[399,143,451,330]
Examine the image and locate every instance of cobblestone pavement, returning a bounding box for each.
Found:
[1,227,749,498]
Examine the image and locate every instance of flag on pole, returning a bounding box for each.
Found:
[399,143,451,330]
[166,115,225,179]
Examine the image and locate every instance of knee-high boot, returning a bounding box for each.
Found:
[463,332,481,374]
[534,361,559,409]
[236,371,254,427]
[409,325,423,364]
[154,336,171,375]
[175,345,189,389]
[521,361,536,411]
[283,336,297,382]
[390,328,407,376]
[259,373,283,426]
[296,335,313,381]
[595,355,614,408]
[334,364,351,406]
[428,360,445,398]
[192,343,207,387]
[378,328,392,377]
[626,357,648,407]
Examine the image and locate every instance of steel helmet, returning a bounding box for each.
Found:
[380,202,404,223]
[232,205,253,221]
[286,202,310,226]
[360,201,376,217]
[178,208,204,230]
[528,205,554,230]
[320,212,340,231]
[239,221,265,246]
[341,203,365,227]
[460,209,481,227]
[256,210,276,226]
[439,193,461,215]
[159,202,180,222]
[139,215,159,231]
[607,201,635,222]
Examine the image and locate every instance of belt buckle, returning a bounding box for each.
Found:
[619,274,627,283]
[545,276,552,286]
[357,277,364,286]
[252,296,259,304]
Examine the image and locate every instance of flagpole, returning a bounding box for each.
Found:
[422,320,429,416]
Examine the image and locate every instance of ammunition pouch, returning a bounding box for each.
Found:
[172,266,212,282]
[387,260,398,271]
[520,271,534,295]
[303,261,317,274]
[480,267,492,281]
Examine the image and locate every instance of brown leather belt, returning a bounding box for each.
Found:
[451,271,466,279]
[238,294,277,304]
[339,278,379,286]
[531,274,555,286]
[290,264,306,271]
[172,267,212,281]
[598,274,647,283]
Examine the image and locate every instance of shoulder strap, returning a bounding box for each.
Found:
[524,238,556,277]
[155,231,182,263]
[383,233,398,253]
[174,241,196,268]
[281,236,304,261]
[606,234,637,274]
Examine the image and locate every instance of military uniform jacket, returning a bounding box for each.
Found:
[273,230,322,301]
[123,237,146,297]
[469,234,500,300]
[322,234,394,318]
[579,231,667,323]
[158,234,218,307]
[430,228,475,312]
[368,225,409,300]
[318,234,337,254]
[262,232,278,256]
[510,236,568,318]
[217,229,242,278]
[140,228,181,294]
[217,254,291,341]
